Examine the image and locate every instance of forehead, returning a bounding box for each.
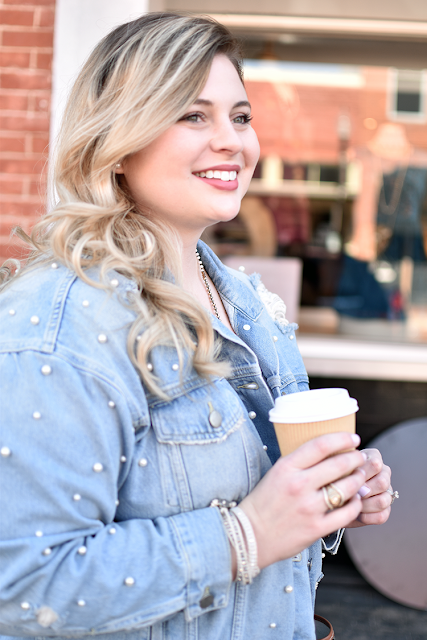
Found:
[196,55,247,102]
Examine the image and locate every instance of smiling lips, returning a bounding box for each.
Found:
[193,167,239,191]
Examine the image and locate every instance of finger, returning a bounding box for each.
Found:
[321,494,363,533]
[287,432,361,470]
[359,448,386,482]
[318,468,366,510]
[311,450,367,489]
[359,490,393,513]
[360,466,391,498]
[356,506,391,526]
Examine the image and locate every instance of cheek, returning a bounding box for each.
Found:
[245,131,260,170]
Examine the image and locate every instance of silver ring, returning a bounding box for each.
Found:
[387,488,399,504]
[323,483,345,510]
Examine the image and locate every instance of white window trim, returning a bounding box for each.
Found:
[387,67,427,124]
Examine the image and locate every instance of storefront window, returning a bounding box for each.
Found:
[204,57,427,344]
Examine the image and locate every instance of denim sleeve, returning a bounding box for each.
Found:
[322,529,345,555]
[0,351,232,636]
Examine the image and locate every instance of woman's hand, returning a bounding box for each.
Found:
[346,447,392,528]
[238,432,366,570]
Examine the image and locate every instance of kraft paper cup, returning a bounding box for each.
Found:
[269,388,359,458]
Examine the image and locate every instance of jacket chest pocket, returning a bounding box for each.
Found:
[148,380,252,511]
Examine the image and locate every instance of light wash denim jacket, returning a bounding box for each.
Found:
[0,242,341,640]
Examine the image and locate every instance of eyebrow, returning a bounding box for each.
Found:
[193,99,251,109]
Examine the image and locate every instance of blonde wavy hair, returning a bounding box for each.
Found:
[2,13,244,398]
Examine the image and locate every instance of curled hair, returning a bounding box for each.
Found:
[4,13,243,397]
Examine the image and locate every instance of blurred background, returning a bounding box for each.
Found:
[1,1,427,636]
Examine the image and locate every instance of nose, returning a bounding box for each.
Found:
[209,117,244,155]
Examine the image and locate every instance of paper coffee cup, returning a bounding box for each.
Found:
[269,388,359,457]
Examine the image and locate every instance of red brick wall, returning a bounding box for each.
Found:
[0,0,55,263]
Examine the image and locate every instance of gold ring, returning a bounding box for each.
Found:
[323,483,345,510]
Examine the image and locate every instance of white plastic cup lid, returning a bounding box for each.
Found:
[269,388,359,424]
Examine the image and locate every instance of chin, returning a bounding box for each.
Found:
[208,207,240,226]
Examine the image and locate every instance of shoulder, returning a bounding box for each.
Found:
[224,266,289,330]
[0,262,139,371]
[0,261,147,423]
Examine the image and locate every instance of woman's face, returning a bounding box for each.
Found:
[119,55,260,239]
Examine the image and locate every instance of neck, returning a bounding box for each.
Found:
[179,233,205,297]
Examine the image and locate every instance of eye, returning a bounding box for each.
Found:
[233,113,253,125]
[180,112,204,123]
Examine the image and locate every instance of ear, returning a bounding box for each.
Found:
[114,162,125,174]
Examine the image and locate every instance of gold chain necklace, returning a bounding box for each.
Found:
[195,249,221,321]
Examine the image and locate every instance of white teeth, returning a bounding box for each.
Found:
[195,170,238,181]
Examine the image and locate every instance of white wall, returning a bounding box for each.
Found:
[50,0,149,149]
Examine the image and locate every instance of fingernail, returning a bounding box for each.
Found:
[359,485,370,497]
[351,434,361,445]
[359,467,366,475]
[361,452,368,461]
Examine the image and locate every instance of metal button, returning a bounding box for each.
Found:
[263,445,268,451]
[9,309,16,316]
[248,411,256,419]
[284,585,293,593]
[73,494,81,501]
[120,455,126,463]
[109,527,116,535]
[307,558,313,571]
[77,599,86,606]
[82,300,89,307]
[199,586,214,609]
[115,499,120,506]
[292,553,302,562]
[124,577,135,586]
[42,547,52,556]
[35,530,43,537]
[172,363,179,371]
[30,315,40,325]
[147,363,153,371]
[289,335,294,340]
[92,463,103,472]
[322,553,326,559]
[77,546,87,555]
[237,382,259,390]
[243,324,251,331]
[138,458,148,467]
[41,365,52,375]
[33,411,41,419]
[98,334,107,344]
[108,400,115,408]
[1,447,11,457]
[110,279,119,287]
[209,410,222,428]
[51,263,58,269]
[269,622,277,628]
[21,602,30,610]
[273,335,278,342]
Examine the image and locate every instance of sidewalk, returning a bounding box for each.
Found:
[315,562,427,639]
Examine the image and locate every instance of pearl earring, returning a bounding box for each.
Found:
[115,163,121,168]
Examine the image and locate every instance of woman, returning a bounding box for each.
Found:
[0,13,392,640]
